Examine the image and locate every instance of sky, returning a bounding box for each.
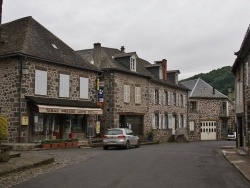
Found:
[3,0,250,79]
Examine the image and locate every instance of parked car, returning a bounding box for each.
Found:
[102,128,140,150]
[228,131,236,141]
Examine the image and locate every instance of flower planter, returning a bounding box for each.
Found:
[42,143,51,149]
[65,142,73,148]
[58,142,66,148]
[72,141,78,147]
[51,143,59,149]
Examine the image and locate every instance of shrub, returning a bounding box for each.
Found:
[0,115,9,144]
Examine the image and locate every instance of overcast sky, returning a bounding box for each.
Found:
[3,0,250,79]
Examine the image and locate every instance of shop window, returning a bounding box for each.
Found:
[35,70,47,95]
[59,74,70,97]
[71,115,83,132]
[80,77,89,99]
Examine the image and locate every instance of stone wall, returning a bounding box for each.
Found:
[0,57,98,142]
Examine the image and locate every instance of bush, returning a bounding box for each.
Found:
[0,115,9,144]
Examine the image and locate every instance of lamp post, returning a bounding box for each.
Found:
[19,59,29,142]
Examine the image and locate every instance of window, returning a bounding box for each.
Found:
[163,91,167,105]
[173,93,176,106]
[164,114,169,129]
[59,74,70,97]
[35,70,47,95]
[168,92,171,105]
[179,114,184,128]
[80,77,89,99]
[124,85,130,103]
[155,113,159,129]
[155,90,159,104]
[222,101,228,116]
[189,121,195,131]
[130,56,136,72]
[190,101,197,112]
[135,87,141,104]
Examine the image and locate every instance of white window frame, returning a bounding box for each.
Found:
[124,85,130,103]
[130,56,136,72]
[80,77,89,99]
[59,74,70,98]
[135,87,141,104]
[35,70,47,95]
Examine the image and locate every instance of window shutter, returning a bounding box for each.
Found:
[184,115,187,127]
[159,113,162,129]
[162,114,165,129]
[163,92,166,105]
[168,92,170,105]
[178,114,181,128]
[168,114,172,129]
[152,114,156,129]
[127,85,130,103]
[183,95,186,107]
[135,87,141,104]
[152,89,155,105]
[159,90,162,105]
[171,92,174,106]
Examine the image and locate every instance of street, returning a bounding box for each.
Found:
[10,141,250,188]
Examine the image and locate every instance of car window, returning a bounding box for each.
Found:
[105,129,123,135]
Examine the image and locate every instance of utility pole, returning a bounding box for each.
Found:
[0,0,3,24]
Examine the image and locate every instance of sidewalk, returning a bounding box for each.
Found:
[222,147,250,182]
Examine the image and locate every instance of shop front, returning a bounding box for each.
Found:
[25,96,102,142]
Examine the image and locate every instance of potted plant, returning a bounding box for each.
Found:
[58,139,66,148]
[51,139,59,149]
[72,138,79,147]
[147,129,154,141]
[65,139,73,148]
[41,140,51,149]
[0,114,10,162]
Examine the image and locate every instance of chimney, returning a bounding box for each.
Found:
[162,59,167,81]
[93,43,101,68]
[121,46,125,52]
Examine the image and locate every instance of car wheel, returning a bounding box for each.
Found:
[135,140,141,148]
[125,141,130,150]
[103,146,108,150]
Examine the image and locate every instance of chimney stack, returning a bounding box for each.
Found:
[121,46,125,52]
[93,43,101,68]
[162,59,167,81]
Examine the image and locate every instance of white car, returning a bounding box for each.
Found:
[228,131,236,141]
[102,128,140,150]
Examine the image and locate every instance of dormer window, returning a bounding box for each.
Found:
[130,56,136,72]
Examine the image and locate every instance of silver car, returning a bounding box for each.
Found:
[102,128,140,150]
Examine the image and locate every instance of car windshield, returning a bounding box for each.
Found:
[105,129,123,135]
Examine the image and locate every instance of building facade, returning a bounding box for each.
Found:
[181,78,235,141]
[77,43,189,142]
[232,25,250,148]
[0,17,102,142]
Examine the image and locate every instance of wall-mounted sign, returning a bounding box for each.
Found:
[21,116,29,126]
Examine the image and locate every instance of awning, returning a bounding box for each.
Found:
[37,105,103,115]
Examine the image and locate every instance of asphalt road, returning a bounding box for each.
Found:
[13,141,250,188]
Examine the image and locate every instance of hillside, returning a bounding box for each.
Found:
[180,66,234,95]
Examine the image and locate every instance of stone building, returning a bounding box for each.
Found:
[0,17,102,142]
[181,78,235,141]
[231,25,250,148]
[77,44,189,142]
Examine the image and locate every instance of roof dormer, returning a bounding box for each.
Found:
[130,55,136,72]
[113,52,138,72]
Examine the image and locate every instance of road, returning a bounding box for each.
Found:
[13,141,250,188]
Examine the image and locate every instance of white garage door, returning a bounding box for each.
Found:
[201,121,217,140]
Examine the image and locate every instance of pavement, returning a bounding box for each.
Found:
[0,144,250,183]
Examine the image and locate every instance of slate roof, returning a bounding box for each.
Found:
[77,46,188,90]
[25,96,100,108]
[232,24,250,74]
[0,16,99,72]
[180,78,227,99]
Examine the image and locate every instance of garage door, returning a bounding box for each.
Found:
[201,121,217,140]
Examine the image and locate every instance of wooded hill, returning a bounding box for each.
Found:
[180,66,234,96]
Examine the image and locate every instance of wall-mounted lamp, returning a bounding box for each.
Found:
[22,62,29,75]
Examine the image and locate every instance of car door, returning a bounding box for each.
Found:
[126,129,136,145]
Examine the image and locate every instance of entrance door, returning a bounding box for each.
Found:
[201,121,217,140]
